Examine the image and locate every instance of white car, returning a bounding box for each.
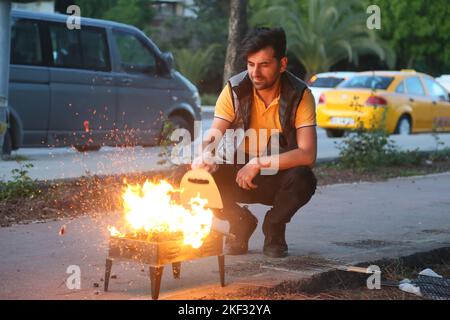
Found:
[436,75,450,93]
[309,72,356,106]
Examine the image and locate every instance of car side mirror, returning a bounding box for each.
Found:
[161,51,174,73]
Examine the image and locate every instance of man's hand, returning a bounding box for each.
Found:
[236,158,261,190]
[191,151,218,173]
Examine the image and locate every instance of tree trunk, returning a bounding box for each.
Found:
[223,0,247,86]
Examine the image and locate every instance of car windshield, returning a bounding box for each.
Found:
[339,76,394,90]
[310,77,346,88]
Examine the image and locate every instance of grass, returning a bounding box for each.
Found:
[200,93,218,106]
[2,154,31,162]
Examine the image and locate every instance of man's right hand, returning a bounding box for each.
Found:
[191,151,218,173]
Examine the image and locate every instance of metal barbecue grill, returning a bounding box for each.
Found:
[104,230,225,299]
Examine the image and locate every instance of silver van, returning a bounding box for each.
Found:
[6,10,201,153]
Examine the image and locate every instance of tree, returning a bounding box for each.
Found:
[223,0,248,85]
[370,0,450,75]
[67,0,154,31]
[150,0,229,94]
[174,44,219,87]
[251,0,395,80]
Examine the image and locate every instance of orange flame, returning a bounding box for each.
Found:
[108,180,213,249]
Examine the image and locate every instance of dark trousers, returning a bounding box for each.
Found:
[212,164,317,225]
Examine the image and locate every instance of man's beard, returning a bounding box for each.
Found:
[250,73,281,90]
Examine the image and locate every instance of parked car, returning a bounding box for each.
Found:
[308,72,356,106]
[6,10,201,154]
[316,70,450,138]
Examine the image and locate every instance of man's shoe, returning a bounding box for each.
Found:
[262,221,288,258]
[263,243,288,258]
[225,206,258,255]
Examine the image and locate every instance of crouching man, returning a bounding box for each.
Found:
[192,27,317,258]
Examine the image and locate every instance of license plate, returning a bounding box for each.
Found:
[330,117,354,125]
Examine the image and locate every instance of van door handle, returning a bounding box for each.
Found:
[409,97,415,102]
[102,76,113,83]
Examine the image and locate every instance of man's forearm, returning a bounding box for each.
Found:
[258,148,316,171]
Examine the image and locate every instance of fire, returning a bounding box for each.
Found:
[108,180,213,249]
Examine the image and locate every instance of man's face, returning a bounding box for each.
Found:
[247,46,287,90]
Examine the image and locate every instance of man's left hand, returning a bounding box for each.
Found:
[236,158,261,190]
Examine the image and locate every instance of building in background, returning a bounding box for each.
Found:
[12,0,55,13]
[12,0,196,19]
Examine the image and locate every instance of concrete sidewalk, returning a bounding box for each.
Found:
[1,172,449,299]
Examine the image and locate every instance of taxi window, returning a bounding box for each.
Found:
[395,81,405,94]
[424,78,449,102]
[405,77,425,96]
[339,76,393,90]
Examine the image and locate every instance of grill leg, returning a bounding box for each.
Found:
[218,255,225,287]
[104,258,113,292]
[172,262,181,279]
[149,266,164,300]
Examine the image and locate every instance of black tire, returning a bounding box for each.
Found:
[2,130,12,159]
[169,115,194,136]
[74,145,101,152]
[160,115,194,145]
[326,129,345,138]
[394,115,412,135]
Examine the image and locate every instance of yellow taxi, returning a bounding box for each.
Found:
[316,70,450,137]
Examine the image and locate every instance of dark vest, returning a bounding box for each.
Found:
[227,70,308,152]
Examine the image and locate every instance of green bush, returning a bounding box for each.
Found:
[200,93,218,106]
[0,163,41,200]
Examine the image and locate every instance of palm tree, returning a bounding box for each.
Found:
[251,0,395,80]
[173,44,219,87]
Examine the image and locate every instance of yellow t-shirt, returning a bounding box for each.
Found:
[214,83,316,156]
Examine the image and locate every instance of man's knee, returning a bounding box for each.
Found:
[282,166,317,199]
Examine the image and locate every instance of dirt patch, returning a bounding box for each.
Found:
[314,160,450,186]
[0,165,188,227]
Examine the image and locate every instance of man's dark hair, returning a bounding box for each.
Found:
[240,27,287,61]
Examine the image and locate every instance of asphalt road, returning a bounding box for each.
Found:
[1,109,450,181]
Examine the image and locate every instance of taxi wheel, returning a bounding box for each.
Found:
[326,129,345,138]
[395,116,411,135]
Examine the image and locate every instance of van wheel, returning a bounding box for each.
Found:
[74,145,101,152]
[326,129,345,138]
[395,116,411,135]
[2,130,12,159]
[160,115,194,144]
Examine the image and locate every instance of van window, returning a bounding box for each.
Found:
[405,77,425,96]
[113,31,156,75]
[49,24,110,71]
[10,19,43,66]
[80,29,110,71]
[50,24,82,68]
